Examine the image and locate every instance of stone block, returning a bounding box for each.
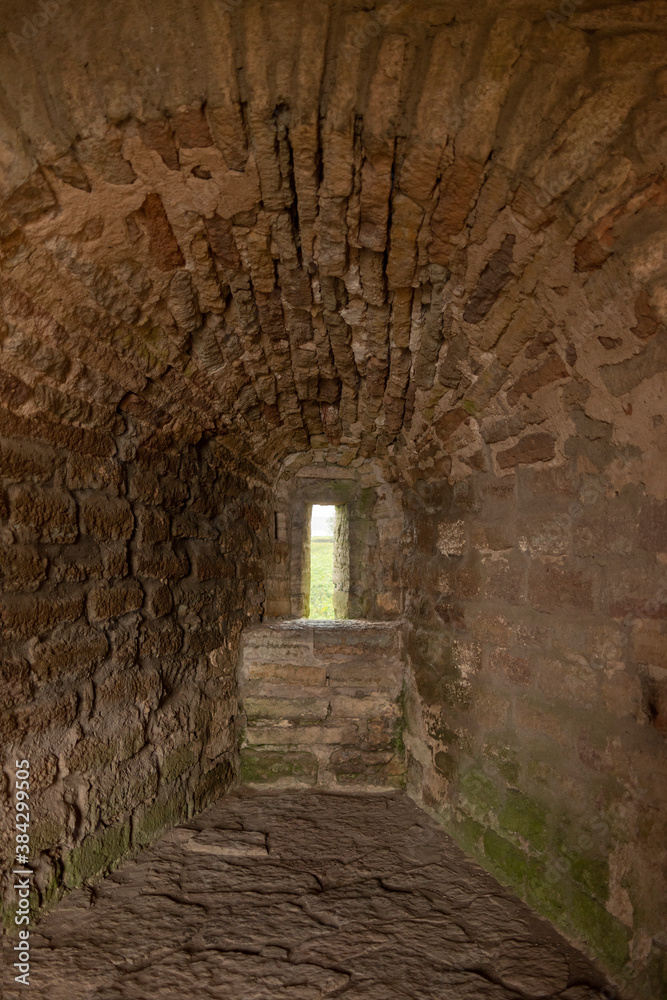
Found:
[30,624,108,681]
[497,433,555,469]
[536,655,597,708]
[160,475,189,511]
[144,581,173,618]
[459,769,504,813]
[483,828,528,883]
[134,544,189,580]
[245,662,327,686]
[490,648,531,685]
[518,512,571,556]
[2,590,85,640]
[0,654,31,710]
[469,518,515,551]
[63,822,132,889]
[135,505,170,543]
[127,467,161,504]
[327,662,403,691]
[329,693,396,719]
[10,485,77,542]
[14,689,78,738]
[328,746,405,786]
[79,494,133,540]
[65,454,123,494]
[0,439,56,482]
[244,696,330,724]
[240,749,318,785]
[0,543,48,591]
[244,722,355,747]
[569,886,630,969]
[139,618,183,658]
[88,580,143,621]
[528,559,594,613]
[639,498,667,553]
[482,552,527,604]
[632,620,667,667]
[190,542,235,582]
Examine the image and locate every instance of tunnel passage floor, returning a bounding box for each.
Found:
[5,790,616,1000]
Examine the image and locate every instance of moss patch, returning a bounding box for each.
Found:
[162,743,200,783]
[240,749,318,785]
[570,887,630,968]
[483,828,528,883]
[459,769,503,814]
[133,789,188,848]
[63,822,131,889]
[498,790,548,851]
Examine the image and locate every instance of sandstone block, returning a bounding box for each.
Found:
[134,544,189,580]
[80,494,134,540]
[0,654,31,710]
[30,624,108,681]
[327,746,405,786]
[245,663,328,686]
[144,581,173,618]
[2,590,85,640]
[139,618,183,659]
[65,454,124,494]
[135,505,170,543]
[10,485,77,542]
[0,439,56,482]
[240,749,318,786]
[528,560,594,613]
[190,542,235,582]
[244,696,330,724]
[490,648,531,685]
[0,543,48,591]
[632,621,667,667]
[88,580,143,621]
[497,433,556,470]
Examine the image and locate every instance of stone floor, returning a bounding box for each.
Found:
[3,790,616,1000]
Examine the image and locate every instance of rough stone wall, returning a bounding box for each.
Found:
[1,411,269,921]
[402,460,666,999]
[0,0,664,995]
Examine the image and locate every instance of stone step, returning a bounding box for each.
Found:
[239,746,406,790]
[242,660,403,692]
[243,662,328,686]
[243,691,399,723]
[244,720,360,747]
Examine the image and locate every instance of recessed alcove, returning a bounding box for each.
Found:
[264,458,404,623]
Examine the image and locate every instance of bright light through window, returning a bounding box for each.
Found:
[309,505,335,619]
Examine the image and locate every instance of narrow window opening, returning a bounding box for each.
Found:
[308,505,335,619]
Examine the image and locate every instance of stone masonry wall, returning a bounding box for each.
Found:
[0,408,269,923]
[402,463,667,999]
[239,620,406,789]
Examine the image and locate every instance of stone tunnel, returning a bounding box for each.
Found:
[0,0,666,996]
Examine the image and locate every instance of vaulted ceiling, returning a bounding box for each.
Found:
[0,0,665,489]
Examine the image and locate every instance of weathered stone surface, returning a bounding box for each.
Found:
[1,790,614,1000]
[240,621,406,790]
[497,434,556,470]
[0,3,665,996]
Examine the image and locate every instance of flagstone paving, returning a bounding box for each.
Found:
[4,790,617,999]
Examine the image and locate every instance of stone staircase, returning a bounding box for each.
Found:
[238,620,406,790]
